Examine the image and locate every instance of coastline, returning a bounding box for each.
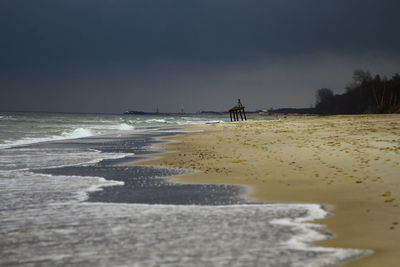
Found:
[138,114,400,267]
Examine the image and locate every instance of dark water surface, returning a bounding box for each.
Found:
[35,131,246,205]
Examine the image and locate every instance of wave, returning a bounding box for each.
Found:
[0,115,16,121]
[62,128,94,139]
[145,119,167,123]
[116,123,135,130]
[0,128,98,149]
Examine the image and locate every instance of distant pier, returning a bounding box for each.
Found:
[229,99,247,121]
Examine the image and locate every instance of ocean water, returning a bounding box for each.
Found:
[0,112,225,149]
[0,112,369,266]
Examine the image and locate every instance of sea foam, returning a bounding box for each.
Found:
[0,128,97,149]
[116,123,135,130]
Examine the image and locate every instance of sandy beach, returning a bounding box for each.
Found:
[139,114,400,267]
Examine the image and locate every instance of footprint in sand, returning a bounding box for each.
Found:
[384,198,396,203]
[390,222,397,230]
[381,191,391,197]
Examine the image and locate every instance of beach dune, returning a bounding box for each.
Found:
[142,114,400,267]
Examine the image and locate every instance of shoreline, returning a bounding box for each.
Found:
[138,114,400,267]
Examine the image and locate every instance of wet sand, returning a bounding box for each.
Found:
[139,114,400,267]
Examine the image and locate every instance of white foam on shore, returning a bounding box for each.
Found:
[271,203,328,248]
[0,147,133,172]
[67,176,125,203]
[0,159,371,266]
[39,151,134,170]
[0,170,125,211]
[270,203,373,266]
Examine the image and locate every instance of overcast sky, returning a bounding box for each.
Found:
[1,0,400,113]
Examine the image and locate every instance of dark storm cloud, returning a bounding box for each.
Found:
[1,0,400,112]
[2,0,400,69]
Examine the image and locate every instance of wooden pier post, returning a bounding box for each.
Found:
[228,99,247,122]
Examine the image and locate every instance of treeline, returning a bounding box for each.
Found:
[315,70,400,114]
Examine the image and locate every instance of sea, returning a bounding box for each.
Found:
[0,111,370,267]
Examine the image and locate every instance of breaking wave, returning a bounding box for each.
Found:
[0,128,97,149]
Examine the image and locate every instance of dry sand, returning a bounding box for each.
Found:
[136,114,400,267]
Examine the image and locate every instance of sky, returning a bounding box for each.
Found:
[1,0,400,113]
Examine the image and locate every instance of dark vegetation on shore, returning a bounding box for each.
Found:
[315,70,400,115]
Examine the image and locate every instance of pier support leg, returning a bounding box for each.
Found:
[239,109,244,120]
